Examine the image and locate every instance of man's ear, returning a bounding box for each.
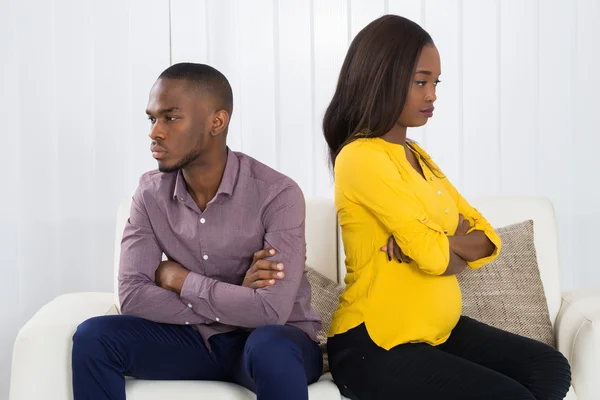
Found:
[210,110,230,136]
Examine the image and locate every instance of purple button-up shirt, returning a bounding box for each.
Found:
[118,149,322,345]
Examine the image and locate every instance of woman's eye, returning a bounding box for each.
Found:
[434,79,441,86]
[416,81,427,86]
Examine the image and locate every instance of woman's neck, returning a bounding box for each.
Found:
[380,123,407,146]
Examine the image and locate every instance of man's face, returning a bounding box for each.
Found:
[146,79,214,172]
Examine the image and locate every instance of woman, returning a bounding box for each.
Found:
[323,15,571,400]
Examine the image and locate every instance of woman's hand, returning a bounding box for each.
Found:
[455,214,471,236]
[381,236,412,263]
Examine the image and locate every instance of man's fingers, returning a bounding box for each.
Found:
[253,260,284,271]
[252,248,277,264]
[250,279,276,289]
[251,269,285,281]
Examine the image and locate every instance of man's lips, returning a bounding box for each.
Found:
[151,145,167,159]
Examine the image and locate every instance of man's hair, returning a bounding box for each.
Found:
[158,62,233,115]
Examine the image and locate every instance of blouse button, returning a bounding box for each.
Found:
[430,177,434,181]
[445,209,449,214]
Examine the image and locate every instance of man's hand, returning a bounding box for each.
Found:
[455,214,472,236]
[381,236,412,263]
[242,249,285,289]
[155,260,189,294]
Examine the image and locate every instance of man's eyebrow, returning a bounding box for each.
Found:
[145,107,180,115]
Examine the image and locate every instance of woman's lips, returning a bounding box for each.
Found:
[420,107,435,118]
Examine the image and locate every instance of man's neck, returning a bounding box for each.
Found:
[182,148,228,211]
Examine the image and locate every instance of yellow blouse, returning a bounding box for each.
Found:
[328,138,501,350]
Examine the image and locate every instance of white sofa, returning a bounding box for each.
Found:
[9,196,599,399]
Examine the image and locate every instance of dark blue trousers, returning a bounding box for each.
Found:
[72,315,323,400]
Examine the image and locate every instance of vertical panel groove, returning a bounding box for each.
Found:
[347,0,352,43]
[533,0,539,193]
[168,0,172,64]
[496,0,502,193]
[273,0,281,169]
[570,0,578,288]
[235,0,243,151]
[310,0,317,196]
[458,0,464,188]
[205,0,210,63]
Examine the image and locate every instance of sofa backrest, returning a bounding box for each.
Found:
[114,196,562,325]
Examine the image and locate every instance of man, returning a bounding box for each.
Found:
[72,63,323,400]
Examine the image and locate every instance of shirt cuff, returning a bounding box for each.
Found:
[466,225,502,270]
[180,271,222,323]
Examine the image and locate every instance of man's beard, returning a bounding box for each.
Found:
[159,146,203,173]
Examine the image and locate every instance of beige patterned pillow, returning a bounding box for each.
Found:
[458,220,555,347]
[305,266,344,373]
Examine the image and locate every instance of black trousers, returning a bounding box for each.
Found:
[327,316,571,400]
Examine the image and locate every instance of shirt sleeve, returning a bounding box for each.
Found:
[439,178,502,269]
[338,143,450,275]
[179,183,306,328]
[118,185,210,325]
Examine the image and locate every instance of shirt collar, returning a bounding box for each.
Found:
[173,148,240,201]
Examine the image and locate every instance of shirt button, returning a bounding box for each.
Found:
[430,177,434,181]
[437,190,442,195]
[444,229,448,234]
[215,317,220,322]
[203,255,208,260]
[200,218,206,224]
[185,321,190,325]
[445,209,449,214]
[187,303,192,308]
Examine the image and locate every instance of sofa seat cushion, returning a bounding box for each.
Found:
[124,376,341,399]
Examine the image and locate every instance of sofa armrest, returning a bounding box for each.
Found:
[556,288,600,400]
[9,292,116,400]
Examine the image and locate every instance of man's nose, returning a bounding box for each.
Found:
[149,122,164,140]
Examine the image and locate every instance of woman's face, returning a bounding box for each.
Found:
[397,45,441,128]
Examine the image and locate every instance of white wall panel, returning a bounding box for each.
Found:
[572,0,600,289]
[462,0,501,196]
[0,0,21,394]
[206,0,243,152]
[53,0,96,295]
[312,0,349,197]
[350,0,386,38]
[276,1,314,195]
[237,0,277,168]
[499,0,537,195]
[423,0,462,185]
[15,0,61,323]
[538,0,574,289]
[170,0,209,63]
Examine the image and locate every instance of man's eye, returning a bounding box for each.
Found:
[166,116,177,122]
[147,116,156,124]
